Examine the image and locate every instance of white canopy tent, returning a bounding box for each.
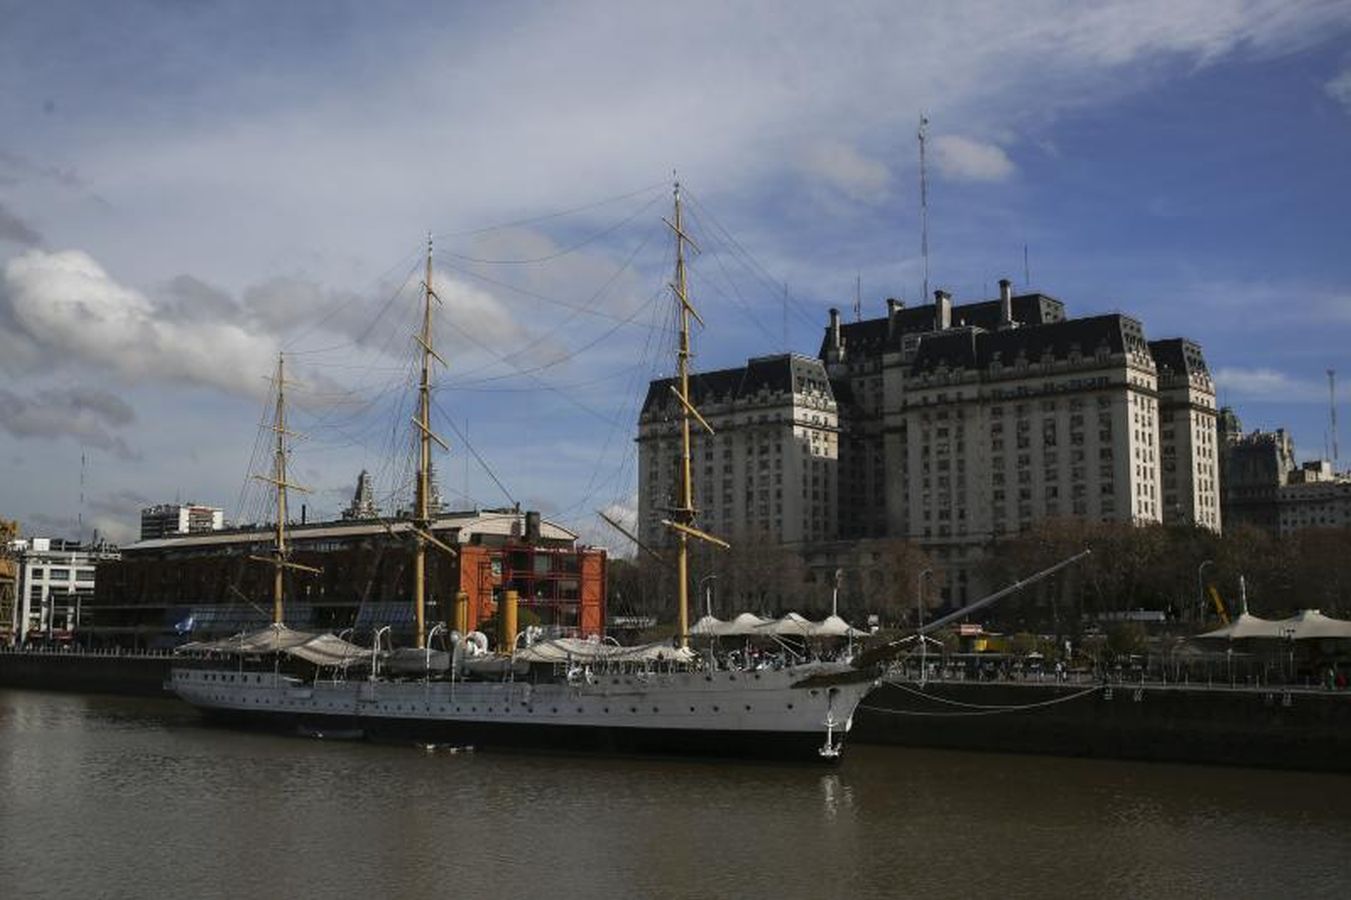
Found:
[756,612,818,637]
[814,615,871,638]
[690,612,866,638]
[1196,609,1351,642]
[690,613,774,636]
[1273,609,1351,641]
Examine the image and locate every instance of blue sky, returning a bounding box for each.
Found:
[1,1,1349,545]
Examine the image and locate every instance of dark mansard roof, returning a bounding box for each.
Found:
[640,353,832,417]
[908,313,1149,375]
[817,292,1067,359]
[1148,338,1209,376]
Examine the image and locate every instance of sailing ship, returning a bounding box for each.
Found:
[171,184,881,760]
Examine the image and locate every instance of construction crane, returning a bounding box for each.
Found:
[1206,584,1230,625]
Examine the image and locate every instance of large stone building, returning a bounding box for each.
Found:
[637,354,839,549]
[827,282,1217,601]
[638,279,1220,608]
[1152,339,1222,529]
[1220,411,1351,535]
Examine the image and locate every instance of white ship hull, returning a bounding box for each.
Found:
[171,664,877,760]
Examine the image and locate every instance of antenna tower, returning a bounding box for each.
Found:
[918,113,930,304]
[1330,368,1339,465]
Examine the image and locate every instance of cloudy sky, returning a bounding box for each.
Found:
[2,0,1349,546]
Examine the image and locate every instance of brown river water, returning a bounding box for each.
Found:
[1,688,1347,899]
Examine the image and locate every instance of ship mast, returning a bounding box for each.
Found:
[272,354,289,623]
[662,181,728,648]
[249,353,318,624]
[412,234,454,649]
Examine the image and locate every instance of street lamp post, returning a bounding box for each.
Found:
[698,574,717,619]
[832,569,843,619]
[917,568,933,684]
[1197,560,1214,624]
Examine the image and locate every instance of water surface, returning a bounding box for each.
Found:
[1,689,1346,899]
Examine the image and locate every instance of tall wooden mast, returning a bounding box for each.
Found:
[662,181,728,648]
[412,233,452,649]
[249,353,318,624]
[271,353,288,623]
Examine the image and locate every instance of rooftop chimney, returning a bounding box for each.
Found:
[826,307,845,363]
[934,290,951,331]
[886,297,904,337]
[999,278,1013,328]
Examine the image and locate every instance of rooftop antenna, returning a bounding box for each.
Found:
[1023,243,1031,289]
[918,113,931,304]
[1329,368,1339,465]
[782,282,789,353]
[854,273,862,322]
[78,448,86,544]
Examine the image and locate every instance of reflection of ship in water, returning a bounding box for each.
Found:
[170,183,881,760]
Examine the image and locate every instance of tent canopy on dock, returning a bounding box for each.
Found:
[1195,609,1351,642]
[689,612,868,638]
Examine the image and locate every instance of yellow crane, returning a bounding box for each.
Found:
[1206,584,1230,625]
[0,518,17,644]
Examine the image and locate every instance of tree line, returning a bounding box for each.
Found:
[606,520,1351,636]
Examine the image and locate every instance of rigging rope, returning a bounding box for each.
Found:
[859,681,1103,717]
[438,191,663,265]
[431,396,517,509]
[435,180,667,238]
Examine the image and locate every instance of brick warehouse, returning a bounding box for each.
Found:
[89,508,605,648]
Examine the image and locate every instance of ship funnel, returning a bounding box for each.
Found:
[454,590,470,637]
[500,589,519,655]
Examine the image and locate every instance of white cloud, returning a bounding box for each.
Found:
[931,135,1015,182]
[1326,67,1351,113]
[2,249,280,396]
[1214,366,1325,402]
[798,140,892,202]
[2,0,1350,535]
[435,270,530,350]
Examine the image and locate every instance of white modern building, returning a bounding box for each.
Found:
[7,537,119,645]
[139,503,225,540]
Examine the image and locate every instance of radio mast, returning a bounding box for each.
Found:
[918,113,930,304]
[1329,368,1339,465]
